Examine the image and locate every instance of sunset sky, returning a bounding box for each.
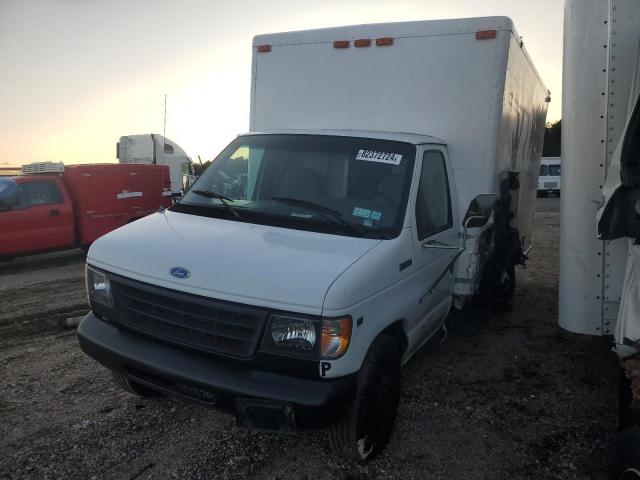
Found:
[0,0,563,166]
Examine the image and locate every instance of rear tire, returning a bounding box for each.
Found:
[328,335,401,463]
[112,370,159,397]
[491,263,516,313]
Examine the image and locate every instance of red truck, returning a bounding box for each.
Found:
[0,163,172,259]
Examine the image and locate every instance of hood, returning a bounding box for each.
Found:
[88,210,380,314]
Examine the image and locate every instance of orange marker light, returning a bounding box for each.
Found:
[320,316,352,359]
[475,30,497,40]
[354,38,371,48]
[333,40,350,49]
[376,37,394,46]
[256,44,271,53]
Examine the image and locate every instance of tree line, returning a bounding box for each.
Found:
[543,120,561,157]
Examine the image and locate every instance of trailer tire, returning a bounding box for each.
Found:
[327,334,401,463]
[612,426,640,480]
[620,369,636,430]
[112,370,159,398]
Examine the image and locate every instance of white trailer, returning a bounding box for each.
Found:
[559,0,640,476]
[78,17,548,462]
[117,134,193,196]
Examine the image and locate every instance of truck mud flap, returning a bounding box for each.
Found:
[235,398,296,434]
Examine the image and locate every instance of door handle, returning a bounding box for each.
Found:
[49,209,60,217]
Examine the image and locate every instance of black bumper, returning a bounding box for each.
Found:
[77,312,355,429]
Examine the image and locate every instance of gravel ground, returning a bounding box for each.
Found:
[0,200,621,479]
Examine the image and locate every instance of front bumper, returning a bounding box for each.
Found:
[77,312,355,429]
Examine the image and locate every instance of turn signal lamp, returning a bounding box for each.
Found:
[321,316,352,358]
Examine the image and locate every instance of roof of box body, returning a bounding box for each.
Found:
[239,129,446,146]
[253,16,516,46]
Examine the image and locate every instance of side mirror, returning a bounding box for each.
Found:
[463,193,497,228]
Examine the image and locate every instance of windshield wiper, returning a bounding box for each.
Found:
[191,190,240,218]
[271,196,365,236]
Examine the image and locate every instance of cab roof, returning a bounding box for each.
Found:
[239,129,446,146]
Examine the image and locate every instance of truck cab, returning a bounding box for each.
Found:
[0,175,74,258]
[79,130,495,457]
[117,134,192,197]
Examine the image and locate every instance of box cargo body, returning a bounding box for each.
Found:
[62,163,172,245]
[252,17,549,255]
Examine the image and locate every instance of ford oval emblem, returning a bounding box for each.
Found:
[170,266,190,279]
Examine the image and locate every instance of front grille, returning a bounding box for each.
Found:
[109,275,269,358]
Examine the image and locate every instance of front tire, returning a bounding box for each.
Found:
[328,335,401,463]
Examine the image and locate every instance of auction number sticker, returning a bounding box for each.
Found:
[355,149,403,165]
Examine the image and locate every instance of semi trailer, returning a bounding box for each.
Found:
[559,0,640,477]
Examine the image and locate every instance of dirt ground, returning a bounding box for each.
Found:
[0,198,621,480]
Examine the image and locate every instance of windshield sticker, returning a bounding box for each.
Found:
[356,149,403,165]
[370,211,382,222]
[363,218,373,227]
[352,207,372,219]
[291,212,313,218]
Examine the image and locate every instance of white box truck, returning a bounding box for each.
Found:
[78,17,548,461]
[537,156,562,197]
[559,0,640,476]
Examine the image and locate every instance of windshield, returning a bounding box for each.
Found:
[175,134,416,238]
[540,164,561,177]
[547,164,561,176]
[0,178,21,208]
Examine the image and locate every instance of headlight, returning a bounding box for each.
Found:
[85,265,112,307]
[270,315,317,351]
[265,313,352,359]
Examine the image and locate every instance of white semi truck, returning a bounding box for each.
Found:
[559,0,640,477]
[78,17,548,461]
[117,134,194,196]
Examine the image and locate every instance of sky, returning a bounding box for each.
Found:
[0,0,563,166]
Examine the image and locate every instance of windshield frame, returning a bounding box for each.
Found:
[172,134,417,239]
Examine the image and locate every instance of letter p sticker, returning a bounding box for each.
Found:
[320,361,332,377]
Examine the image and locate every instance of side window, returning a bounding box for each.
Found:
[415,151,452,240]
[18,181,63,207]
